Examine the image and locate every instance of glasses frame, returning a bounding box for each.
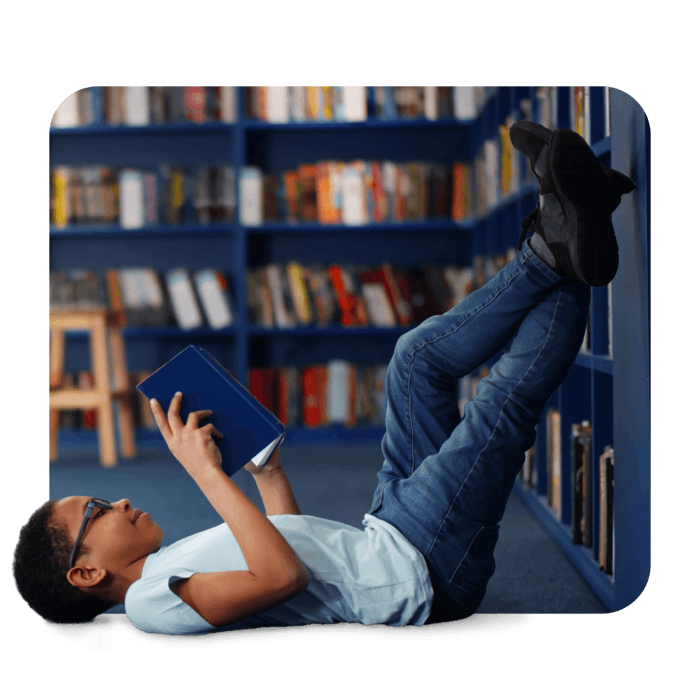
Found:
[68,498,113,570]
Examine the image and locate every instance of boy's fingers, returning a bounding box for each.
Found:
[186,409,213,430]
[150,398,173,441]
[167,392,185,430]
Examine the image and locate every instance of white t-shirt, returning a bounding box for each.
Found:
[124,513,434,635]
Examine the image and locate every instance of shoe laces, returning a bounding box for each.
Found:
[518,204,540,250]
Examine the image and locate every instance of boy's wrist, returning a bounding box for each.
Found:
[252,464,284,480]
[250,463,301,516]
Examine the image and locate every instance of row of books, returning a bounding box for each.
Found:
[50,86,497,128]
[57,362,389,432]
[57,358,496,437]
[50,165,236,228]
[50,124,546,231]
[244,86,497,123]
[51,87,237,128]
[242,160,460,226]
[519,410,614,575]
[51,86,611,142]
[49,257,607,355]
[246,86,610,138]
[49,252,515,333]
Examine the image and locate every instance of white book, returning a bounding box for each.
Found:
[267,86,290,123]
[265,265,295,328]
[240,166,263,226]
[604,87,611,137]
[118,269,145,310]
[341,165,366,225]
[118,169,145,229]
[194,269,234,329]
[165,268,203,330]
[220,86,236,122]
[327,360,351,424]
[454,87,477,120]
[125,86,149,126]
[424,86,438,120]
[343,86,367,122]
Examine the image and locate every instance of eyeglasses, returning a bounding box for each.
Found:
[68,498,113,570]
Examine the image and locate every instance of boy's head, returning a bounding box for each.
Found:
[13,497,163,623]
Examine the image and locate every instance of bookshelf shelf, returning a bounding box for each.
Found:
[72,325,419,339]
[247,220,472,234]
[51,86,649,614]
[248,325,417,336]
[573,353,613,374]
[49,123,235,136]
[242,117,475,131]
[50,223,236,238]
[592,136,612,158]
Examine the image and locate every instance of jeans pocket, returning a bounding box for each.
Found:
[450,524,500,596]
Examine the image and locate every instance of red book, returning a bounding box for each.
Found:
[377,263,412,325]
[248,368,277,415]
[301,366,322,427]
[184,87,206,123]
[328,264,357,327]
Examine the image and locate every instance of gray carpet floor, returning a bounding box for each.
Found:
[48,440,605,615]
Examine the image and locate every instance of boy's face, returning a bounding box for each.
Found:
[54,496,163,577]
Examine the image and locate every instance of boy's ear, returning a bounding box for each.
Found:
[66,565,108,591]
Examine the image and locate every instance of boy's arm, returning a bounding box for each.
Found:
[245,446,302,516]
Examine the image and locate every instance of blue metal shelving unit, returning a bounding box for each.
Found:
[50,86,649,614]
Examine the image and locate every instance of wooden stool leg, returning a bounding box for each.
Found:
[109,324,136,459]
[50,409,60,461]
[90,315,117,467]
[49,328,65,460]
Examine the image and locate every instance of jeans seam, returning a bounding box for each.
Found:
[405,266,527,474]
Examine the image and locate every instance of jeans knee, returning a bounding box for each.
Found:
[395,322,434,365]
[393,328,418,366]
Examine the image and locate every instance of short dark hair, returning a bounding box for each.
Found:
[13,500,112,624]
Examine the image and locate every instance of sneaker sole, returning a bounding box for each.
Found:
[549,129,618,287]
[509,121,553,166]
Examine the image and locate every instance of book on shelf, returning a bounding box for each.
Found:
[535,87,558,130]
[571,421,593,547]
[568,85,610,146]
[137,345,285,477]
[193,269,235,329]
[599,445,614,575]
[519,445,537,489]
[546,408,562,519]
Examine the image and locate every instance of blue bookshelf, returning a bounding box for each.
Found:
[50,86,650,614]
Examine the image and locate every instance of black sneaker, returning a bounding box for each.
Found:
[510,121,636,287]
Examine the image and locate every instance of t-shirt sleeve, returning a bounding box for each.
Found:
[125,567,218,636]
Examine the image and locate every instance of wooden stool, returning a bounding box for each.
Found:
[50,310,136,467]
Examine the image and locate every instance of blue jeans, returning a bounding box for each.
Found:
[369,238,591,619]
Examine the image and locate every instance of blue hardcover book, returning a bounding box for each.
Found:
[137,345,285,477]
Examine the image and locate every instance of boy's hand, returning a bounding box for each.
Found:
[244,444,282,476]
[151,392,224,480]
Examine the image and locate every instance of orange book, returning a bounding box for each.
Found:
[316,162,341,224]
[395,167,405,221]
[283,170,299,223]
[105,269,127,327]
[328,264,361,327]
[370,162,384,223]
[452,163,465,220]
[301,366,322,427]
